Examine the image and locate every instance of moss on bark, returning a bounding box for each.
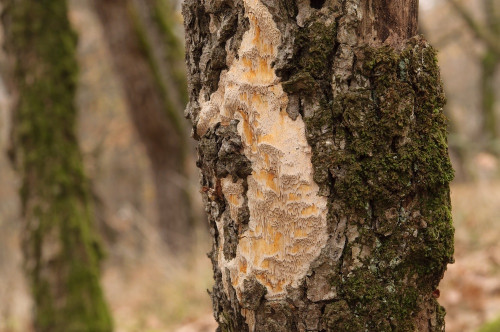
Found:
[285,29,453,330]
[295,36,454,331]
[3,1,113,330]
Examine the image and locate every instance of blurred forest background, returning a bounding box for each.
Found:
[0,0,499,331]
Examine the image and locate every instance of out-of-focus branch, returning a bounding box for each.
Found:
[447,0,500,56]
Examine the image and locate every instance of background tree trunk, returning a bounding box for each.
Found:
[481,49,499,145]
[447,0,500,154]
[1,0,113,331]
[183,0,454,331]
[481,0,500,150]
[93,0,194,251]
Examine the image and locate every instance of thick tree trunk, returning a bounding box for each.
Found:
[183,0,454,331]
[1,1,113,331]
[93,0,193,251]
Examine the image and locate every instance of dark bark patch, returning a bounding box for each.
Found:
[198,121,252,261]
[310,0,326,10]
[254,302,296,332]
[198,121,252,182]
[211,267,249,332]
[223,215,238,260]
[215,122,253,181]
[241,277,267,310]
[196,119,252,329]
[359,0,419,46]
[183,0,248,129]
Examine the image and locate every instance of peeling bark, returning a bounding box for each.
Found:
[184,0,454,331]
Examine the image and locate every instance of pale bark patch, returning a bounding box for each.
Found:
[197,0,329,303]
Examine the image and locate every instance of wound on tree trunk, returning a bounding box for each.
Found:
[183,0,454,331]
[2,0,113,331]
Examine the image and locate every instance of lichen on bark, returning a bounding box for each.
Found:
[2,0,113,330]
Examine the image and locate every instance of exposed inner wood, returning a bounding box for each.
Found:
[196,0,329,301]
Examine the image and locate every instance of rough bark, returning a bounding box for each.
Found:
[183,0,454,331]
[1,0,113,331]
[93,0,194,250]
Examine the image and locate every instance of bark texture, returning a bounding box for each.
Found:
[1,0,113,331]
[93,0,194,250]
[183,0,454,331]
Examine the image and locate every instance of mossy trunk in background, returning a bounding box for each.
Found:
[184,0,454,331]
[1,0,113,331]
[93,0,194,251]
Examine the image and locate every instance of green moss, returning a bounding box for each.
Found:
[481,50,499,146]
[323,300,364,331]
[336,267,425,331]
[284,37,454,330]
[324,38,454,331]
[275,15,453,328]
[279,15,336,88]
[6,0,113,330]
[280,15,337,194]
[296,20,337,80]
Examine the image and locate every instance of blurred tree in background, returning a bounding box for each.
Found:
[93,0,195,252]
[447,0,500,154]
[423,0,500,181]
[1,0,113,331]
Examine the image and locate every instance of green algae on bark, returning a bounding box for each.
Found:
[3,0,113,330]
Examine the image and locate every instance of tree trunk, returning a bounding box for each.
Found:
[481,50,499,146]
[1,1,113,331]
[183,0,454,331]
[93,0,194,251]
[482,0,500,151]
